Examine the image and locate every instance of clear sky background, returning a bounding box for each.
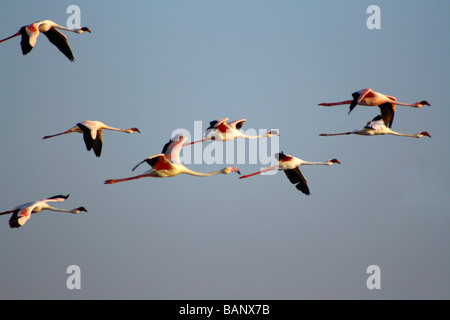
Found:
[0,1,448,299]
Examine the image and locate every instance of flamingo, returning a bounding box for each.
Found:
[318,88,430,128]
[319,115,431,138]
[239,152,340,195]
[42,120,140,157]
[184,118,279,145]
[0,194,87,228]
[104,134,241,184]
[0,20,91,61]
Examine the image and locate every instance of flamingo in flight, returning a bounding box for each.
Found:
[184,118,279,145]
[0,194,87,228]
[319,115,431,138]
[0,20,91,61]
[42,121,140,157]
[239,152,340,195]
[104,134,241,184]
[318,88,430,128]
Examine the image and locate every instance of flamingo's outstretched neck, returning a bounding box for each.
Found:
[301,159,340,166]
[242,130,279,139]
[181,167,240,177]
[389,131,431,138]
[102,125,140,134]
[52,24,91,34]
[0,32,20,43]
[392,100,431,108]
[43,205,87,214]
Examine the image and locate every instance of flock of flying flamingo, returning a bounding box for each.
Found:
[0,19,432,228]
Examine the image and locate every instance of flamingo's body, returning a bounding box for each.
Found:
[318,88,430,128]
[104,134,241,184]
[0,194,87,228]
[0,20,91,61]
[185,118,279,145]
[43,120,140,157]
[239,152,340,195]
[319,115,431,138]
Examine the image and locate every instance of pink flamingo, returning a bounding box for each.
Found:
[104,134,241,184]
[0,195,86,228]
[319,115,431,138]
[0,19,91,61]
[43,120,140,157]
[239,152,340,195]
[184,118,279,145]
[318,88,430,128]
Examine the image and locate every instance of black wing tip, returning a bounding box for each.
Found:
[49,194,70,200]
[19,32,33,55]
[235,120,245,130]
[206,120,219,130]
[92,139,102,157]
[372,115,383,121]
[161,139,172,154]
[295,184,310,195]
[296,184,310,195]
[145,156,160,168]
[132,158,152,171]
[42,28,76,61]
[93,143,102,157]
[348,93,360,114]
[83,140,93,151]
[63,53,75,62]
[275,151,286,160]
[9,217,22,228]
[19,26,33,55]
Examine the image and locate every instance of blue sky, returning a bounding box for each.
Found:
[0,1,449,299]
